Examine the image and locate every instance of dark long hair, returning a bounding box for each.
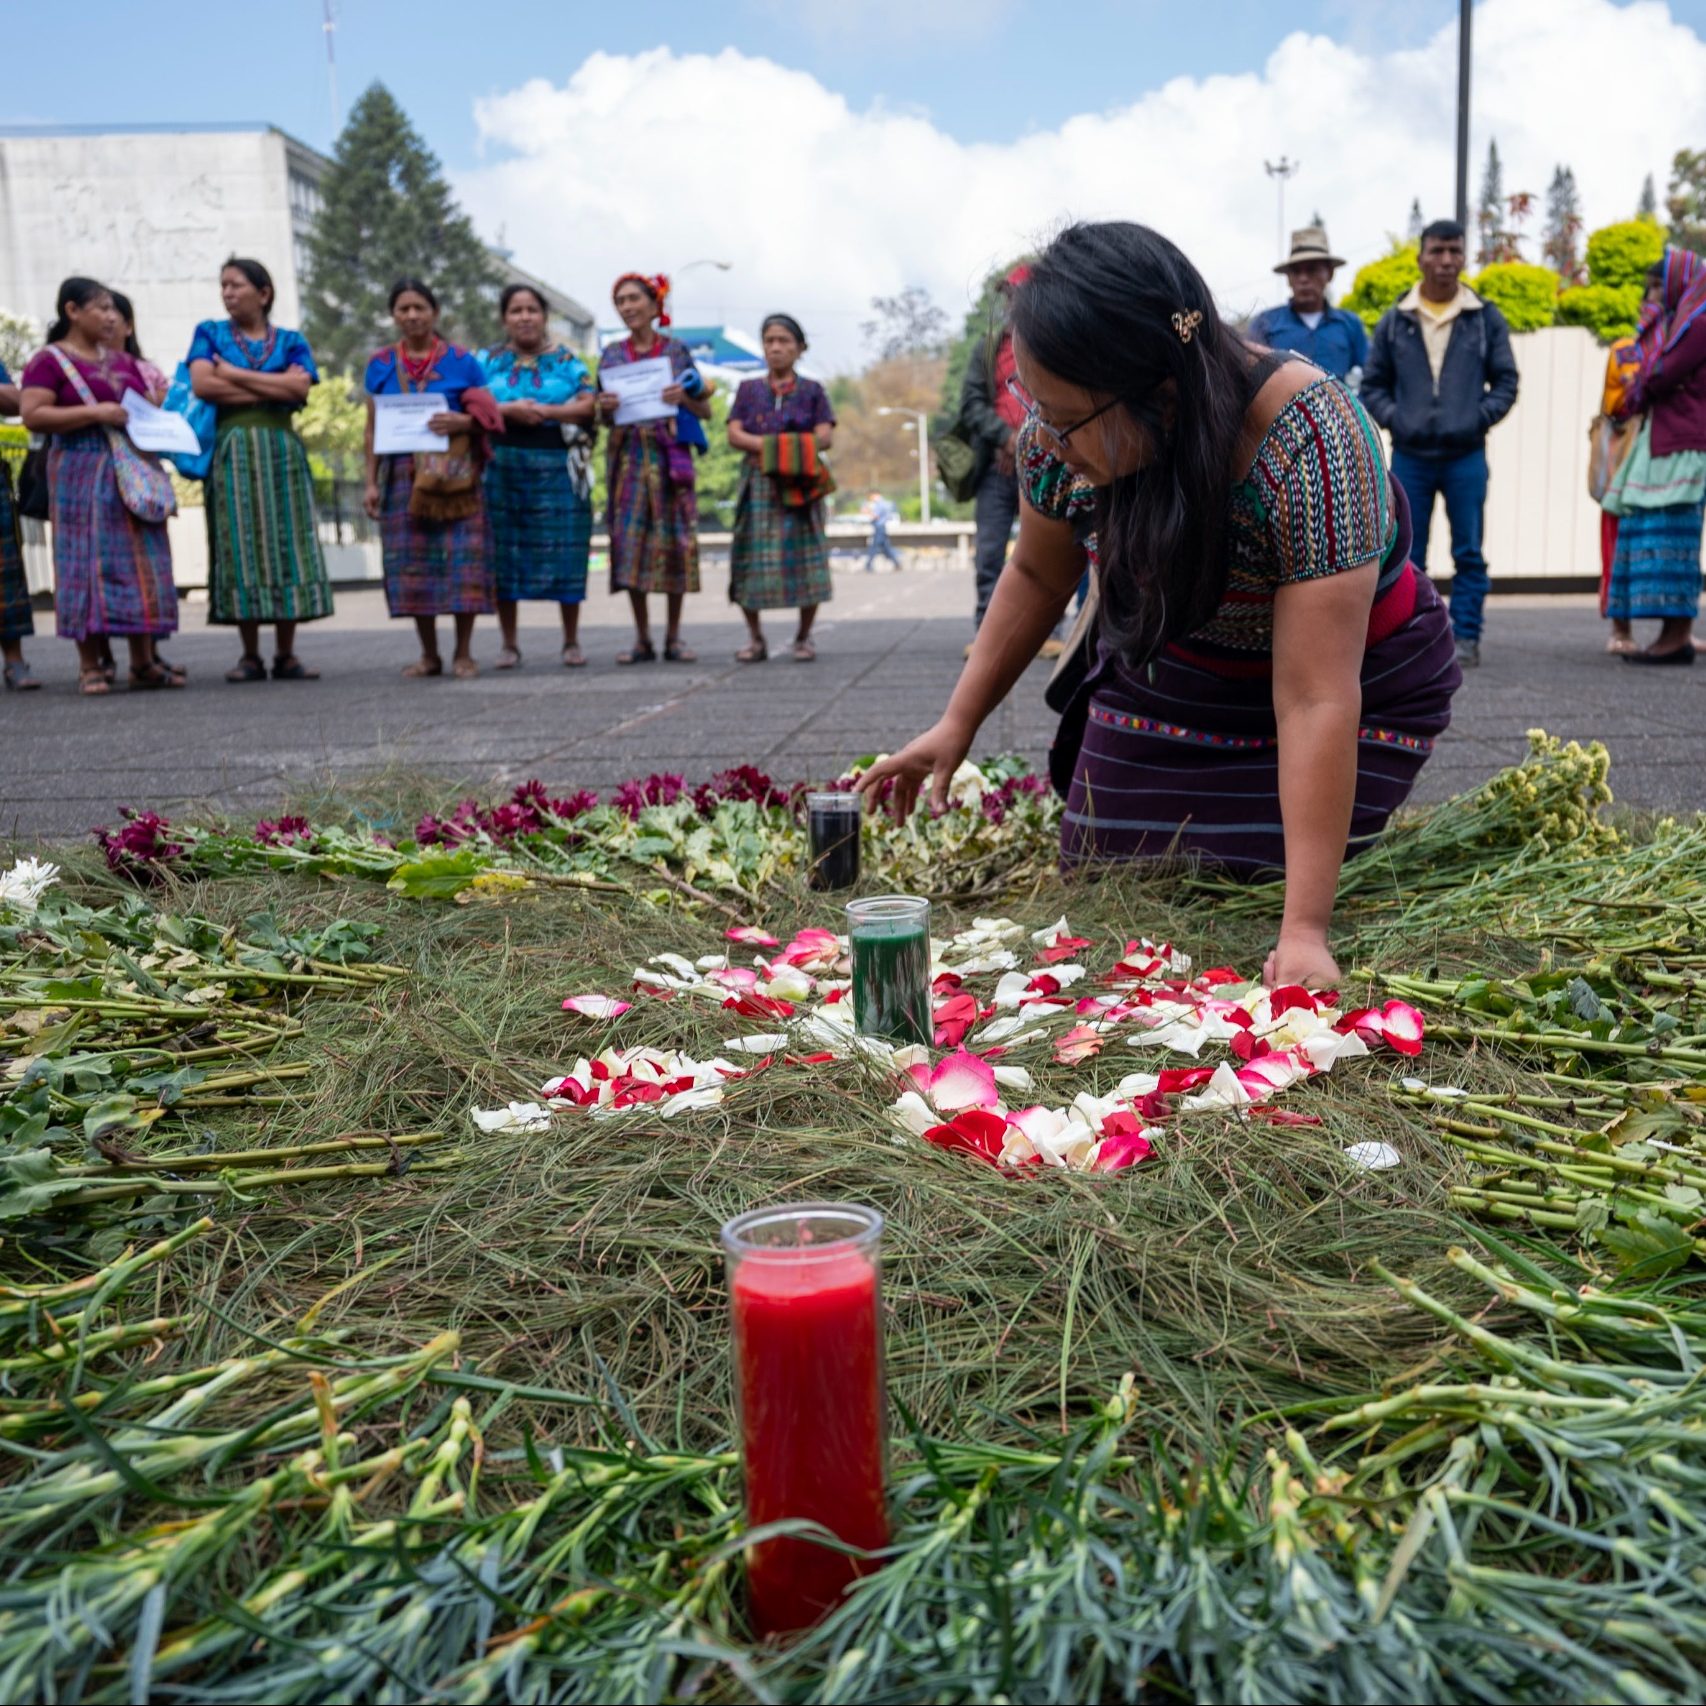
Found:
[109,291,144,359]
[1010,222,1251,667]
[499,282,548,318]
[46,276,109,343]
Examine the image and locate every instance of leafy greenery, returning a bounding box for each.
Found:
[1556,281,1643,343]
[1587,217,1667,291]
[1340,242,1419,330]
[295,367,368,478]
[1667,145,1706,255]
[302,82,502,374]
[1466,261,1559,332]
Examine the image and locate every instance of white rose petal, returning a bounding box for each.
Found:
[721,1033,789,1054]
[1344,1141,1402,1170]
[472,1101,553,1134]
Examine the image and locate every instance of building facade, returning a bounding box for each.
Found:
[0,122,593,371]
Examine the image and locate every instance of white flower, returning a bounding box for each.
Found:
[0,857,60,913]
[721,1033,789,1053]
[944,760,988,809]
[472,1101,554,1134]
[889,1091,937,1137]
[1343,1141,1402,1170]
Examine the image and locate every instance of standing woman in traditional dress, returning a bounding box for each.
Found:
[1604,246,1706,666]
[860,223,1461,989]
[363,279,502,679]
[0,361,41,690]
[189,258,334,682]
[726,313,836,662]
[595,273,710,664]
[478,284,596,669]
[19,278,182,696]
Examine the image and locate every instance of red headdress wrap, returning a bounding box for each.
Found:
[613,271,672,327]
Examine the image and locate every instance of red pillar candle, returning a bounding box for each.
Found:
[722,1203,889,1637]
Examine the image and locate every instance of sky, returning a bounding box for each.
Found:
[8,0,1706,368]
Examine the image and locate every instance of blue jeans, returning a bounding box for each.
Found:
[864,529,899,571]
[1390,446,1489,642]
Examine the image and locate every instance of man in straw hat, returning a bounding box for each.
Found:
[1249,225,1368,385]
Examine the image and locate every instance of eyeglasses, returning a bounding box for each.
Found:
[1005,376,1121,453]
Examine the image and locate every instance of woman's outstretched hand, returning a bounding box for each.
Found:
[854,718,974,820]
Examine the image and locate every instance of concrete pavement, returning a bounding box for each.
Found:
[1,565,1701,842]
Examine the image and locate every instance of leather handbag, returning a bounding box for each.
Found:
[15,442,50,520]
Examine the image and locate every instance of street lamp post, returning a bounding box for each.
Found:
[876,406,930,525]
[1263,156,1301,261]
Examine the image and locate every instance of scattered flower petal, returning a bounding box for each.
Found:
[562,995,633,1020]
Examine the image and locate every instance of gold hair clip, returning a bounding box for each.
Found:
[1171,309,1204,345]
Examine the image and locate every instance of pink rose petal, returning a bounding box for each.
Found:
[725,926,782,947]
[1054,1024,1105,1066]
[562,995,633,1020]
[1380,999,1426,1056]
[929,1049,1000,1112]
[1092,1130,1155,1172]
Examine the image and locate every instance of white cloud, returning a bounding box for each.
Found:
[457,0,1706,371]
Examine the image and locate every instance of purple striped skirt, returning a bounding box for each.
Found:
[1061,569,1460,876]
[48,430,177,642]
[378,454,496,618]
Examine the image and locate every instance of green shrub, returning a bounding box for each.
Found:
[1467,262,1559,331]
[1556,282,1644,343]
[1585,219,1664,291]
[1340,243,1419,330]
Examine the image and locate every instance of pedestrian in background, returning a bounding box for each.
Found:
[19,278,181,696]
[596,273,709,665]
[1361,220,1519,668]
[363,278,502,679]
[1591,264,1662,653]
[862,489,899,570]
[727,313,836,663]
[1603,246,1706,667]
[0,361,41,691]
[958,265,1033,642]
[188,257,333,683]
[1249,226,1368,385]
[478,284,597,671]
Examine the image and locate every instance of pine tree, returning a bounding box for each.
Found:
[1542,165,1583,279]
[1475,139,1504,266]
[303,82,502,373]
[1406,198,1425,242]
[1638,172,1658,220]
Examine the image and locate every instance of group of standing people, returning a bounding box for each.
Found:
[4,265,843,693]
[359,269,838,675]
[7,262,333,694]
[1593,246,1705,666]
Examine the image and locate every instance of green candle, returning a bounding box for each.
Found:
[847,896,932,1045]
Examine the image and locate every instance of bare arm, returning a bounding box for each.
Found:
[1265,560,1378,987]
[545,391,597,426]
[727,416,766,453]
[189,358,254,407]
[814,420,834,449]
[857,495,1084,816]
[0,383,20,418]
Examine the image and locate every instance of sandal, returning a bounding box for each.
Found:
[155,653,187,681]
[3,659,41,692]
[616,639,657,666]
[791,637,817,663]
[561,643,585,669]
[129,662,186,691]
[494,646,523,671]
[225,654,268,683]
[452,656,480,680]
[272,655,320,681]
[402,656,444,679]
[78,667,111,697]
[735,639,768,664]
[663,638,697,663]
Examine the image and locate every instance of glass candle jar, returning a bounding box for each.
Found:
[805,792,862,892]
[846,895,932,1046]
[722,1202,889,1637]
